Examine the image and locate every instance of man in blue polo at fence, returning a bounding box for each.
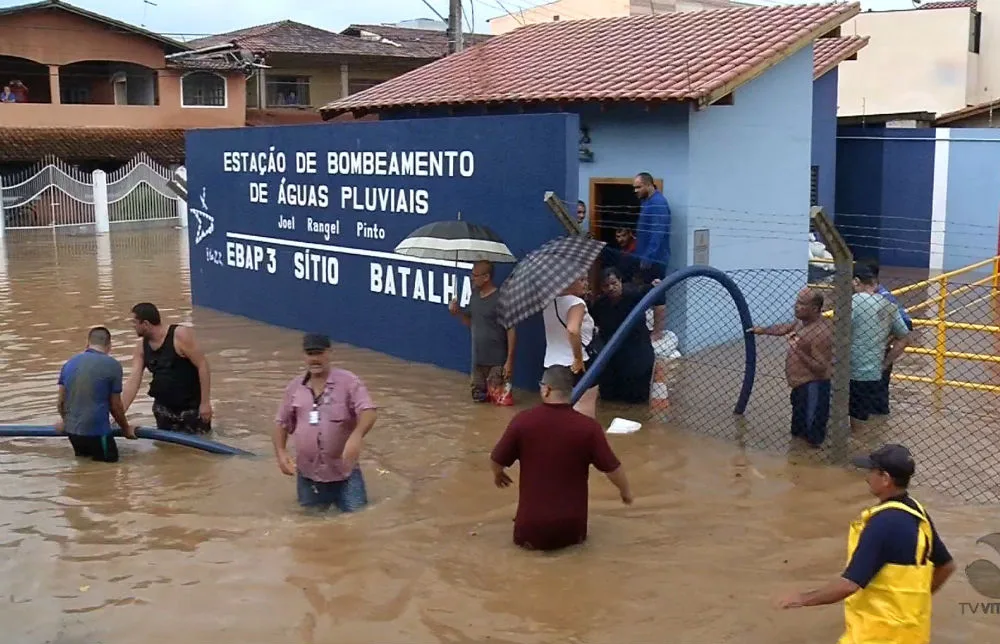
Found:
[56,326,136,463]
[273,333,378,513]
[849,263,911,430]
[632,172,671,339]
[778,444,956,643]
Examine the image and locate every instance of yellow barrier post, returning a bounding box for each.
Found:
[993,256,1000,291]
[934,277,948,392]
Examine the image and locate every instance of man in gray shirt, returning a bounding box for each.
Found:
[449,260,517,404]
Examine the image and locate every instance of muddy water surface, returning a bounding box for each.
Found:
[1,229,999,643]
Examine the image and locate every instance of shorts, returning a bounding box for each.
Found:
[849,379,882,422]
[471,364,504,402]
[789,380,831,446]
[153,401,212,435]
[296,467,368,513]
[68,434,119,463]
[514,518,588,552]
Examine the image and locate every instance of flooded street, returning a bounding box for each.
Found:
[2,228,1000,643]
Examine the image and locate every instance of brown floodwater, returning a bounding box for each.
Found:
[2,228,1000,643]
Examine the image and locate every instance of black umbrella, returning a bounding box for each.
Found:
[394,216,516,264]
[498,235,606,328]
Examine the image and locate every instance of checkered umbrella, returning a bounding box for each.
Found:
[497,235,607,328]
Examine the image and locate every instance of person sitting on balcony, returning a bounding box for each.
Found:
[8,80,27,102]
[1,85,15,102]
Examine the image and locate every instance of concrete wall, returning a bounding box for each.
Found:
[487,0,737,34]
[0,8,245,129]
[838,7,976,116]
[812,68,838,214]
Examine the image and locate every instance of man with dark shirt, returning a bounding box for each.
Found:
[490,365,633,551]
[449,260,516,404]
[779,444,956,642]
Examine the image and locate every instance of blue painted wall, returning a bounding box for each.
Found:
[683,44,815,349]
[943,129,1000,270]
[835,127,934,269]
[812,68,838,215]
[184,114,578,390]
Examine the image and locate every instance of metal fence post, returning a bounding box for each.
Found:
[811,206,853,463]
[93,170,110,234]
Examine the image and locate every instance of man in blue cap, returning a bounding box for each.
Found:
[778,444,956,643]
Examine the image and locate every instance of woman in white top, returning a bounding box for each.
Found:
[542,276,599,419]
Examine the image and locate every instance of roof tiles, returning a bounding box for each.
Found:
[342,24,492,59]
[0,128,185,165]
[186,20,453,58]
[320,2,861,117]
[813,35,869,79]
[918,1,975,9]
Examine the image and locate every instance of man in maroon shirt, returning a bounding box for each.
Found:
[490,365,633,551]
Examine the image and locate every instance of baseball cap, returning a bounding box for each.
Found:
[302,333,331,353]
[851,444,916,479]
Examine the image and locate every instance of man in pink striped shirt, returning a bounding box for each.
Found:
[273,333,378,512]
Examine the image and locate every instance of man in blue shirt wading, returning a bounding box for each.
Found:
[865,260,913,415]
[632,172,672,339]
[57,327,135,463]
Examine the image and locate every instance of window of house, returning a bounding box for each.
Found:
[62,85,91,104]
[266,76,311,107]
[970,11,982,54]
[348,78,383,96]
[810,166,819,207]
[182,72,227,107]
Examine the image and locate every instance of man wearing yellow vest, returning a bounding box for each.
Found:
[778,444,956,643]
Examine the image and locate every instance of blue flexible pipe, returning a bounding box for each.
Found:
[571,265,758,415]
[0,425,255,456]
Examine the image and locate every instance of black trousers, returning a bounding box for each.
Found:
[68,434,119,463]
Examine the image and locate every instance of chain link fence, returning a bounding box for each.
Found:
[587,249,1000,504]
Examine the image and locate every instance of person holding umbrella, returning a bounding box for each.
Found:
[498,235,608,420]
[448,260,516,405]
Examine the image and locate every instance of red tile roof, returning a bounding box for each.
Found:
[320,2,861,118]
[341,24,492,59]
[813,36,869,79]
[186,20,444,59]
[918,0,975,9]
[0,128,185,165]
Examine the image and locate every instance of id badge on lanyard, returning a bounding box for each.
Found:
[309,406,320,425]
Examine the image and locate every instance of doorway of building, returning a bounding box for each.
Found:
[588,177,663,244]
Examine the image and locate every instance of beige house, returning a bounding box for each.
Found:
[186,22,489,125]
[837,0,1000,118]
[487,0,742,34]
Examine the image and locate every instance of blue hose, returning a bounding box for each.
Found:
[572,265,758,414]
[0,425,255,456]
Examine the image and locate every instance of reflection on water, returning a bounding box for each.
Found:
[0,229,999,643]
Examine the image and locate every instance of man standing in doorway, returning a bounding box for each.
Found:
[57,326,136,463]
[449,260,516,405]
[633,172,671,339]
[490,366,633,551]
[778,444,956,643]
[273,333,378,513]
[751,288,833,447]
[849,265,911,431]
[122,302,213,434]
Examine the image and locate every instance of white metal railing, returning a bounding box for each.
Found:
[0,153,187,235]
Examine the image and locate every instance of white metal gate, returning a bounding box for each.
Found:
[106,153,180,225]
[0,156,95,229]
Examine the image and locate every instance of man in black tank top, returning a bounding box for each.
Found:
[122,302,213,434]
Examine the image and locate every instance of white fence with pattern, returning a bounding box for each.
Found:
[0,153,187,236]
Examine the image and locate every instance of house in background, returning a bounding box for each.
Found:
[837,0,1000,118]
[487,0,745,34]
[185,21,490,126]
[0,0,247,168]
[321,3,865,347]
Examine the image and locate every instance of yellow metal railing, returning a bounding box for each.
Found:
[816,255,1000,393]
